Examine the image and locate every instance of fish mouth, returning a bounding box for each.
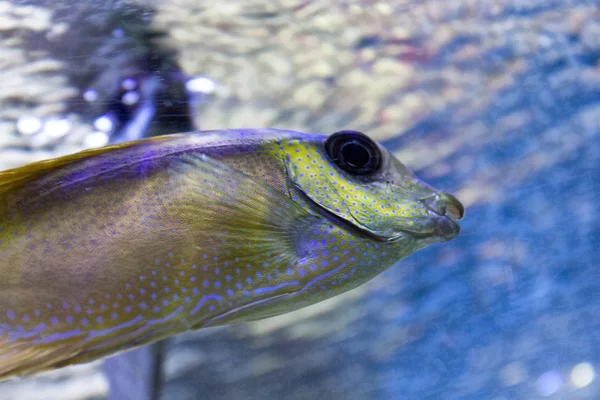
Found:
[389,192,464,242]
[418,192,464,241]
[420,192,463,219]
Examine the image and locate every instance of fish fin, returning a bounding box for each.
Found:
[0,135,173,194]
[167,153,313,243]
[0,339,84,379]
[0,315,170,381]
[163,154,315,325]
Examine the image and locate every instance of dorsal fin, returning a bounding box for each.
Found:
[0,136,171,195]
[0,128,317,196]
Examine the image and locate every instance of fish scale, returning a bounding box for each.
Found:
[0,129,462,380]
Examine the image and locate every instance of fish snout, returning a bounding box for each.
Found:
[421,192,464,241]
[441,192,465,221]
[421,193,464,220]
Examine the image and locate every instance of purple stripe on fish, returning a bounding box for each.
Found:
[88,315,144,338]
[253,281,300,296]
[31,329,83,344]
[300,263,348,292]
[190,294,222,315]
[147,306,184,327]
[4,324,47,342]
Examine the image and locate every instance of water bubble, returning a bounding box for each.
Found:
[571,362,594,388]
[93,115,113,133]
[121,78,137,91]
[537,370,563,396]
[122,91,140,106]
[16,116,42,135]
[44,118,71,139]
[84,132,109,148]
[83,89,98,102]
[499,362,526,386]
[186,76,216,94]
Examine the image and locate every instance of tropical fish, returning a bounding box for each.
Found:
[0,129,463,380]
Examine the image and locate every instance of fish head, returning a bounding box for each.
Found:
[283,130,464,244]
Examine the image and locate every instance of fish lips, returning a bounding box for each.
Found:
[387,193,464,242]
[417,192,463,241]
[430,215,461,242]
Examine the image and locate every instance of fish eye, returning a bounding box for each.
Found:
[325,130,382,175]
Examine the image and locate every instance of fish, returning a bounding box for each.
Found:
[0,128,463,380]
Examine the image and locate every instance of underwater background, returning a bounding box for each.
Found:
[0,0,599,399]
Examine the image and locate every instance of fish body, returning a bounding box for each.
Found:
[0,129,463,379]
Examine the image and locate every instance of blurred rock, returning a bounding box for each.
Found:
[0,0,193,169]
